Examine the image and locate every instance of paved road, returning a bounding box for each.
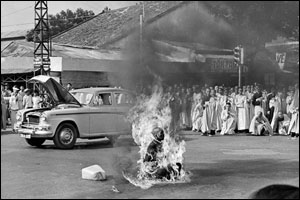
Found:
[1,131,299,199]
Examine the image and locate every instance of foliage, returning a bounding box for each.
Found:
[26,8,95,41]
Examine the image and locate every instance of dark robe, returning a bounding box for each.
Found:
[252,91,263,106]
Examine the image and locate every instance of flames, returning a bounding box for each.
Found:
[126,82,190,189]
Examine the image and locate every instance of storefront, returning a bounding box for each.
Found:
[1,57,40,89]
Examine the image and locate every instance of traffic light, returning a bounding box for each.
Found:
[233,46,241,65]
[233,45,244,65]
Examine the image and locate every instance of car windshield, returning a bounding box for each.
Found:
[71,92,94,105]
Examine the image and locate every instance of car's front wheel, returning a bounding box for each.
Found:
[25,138,46,147]
[54,123,78,149]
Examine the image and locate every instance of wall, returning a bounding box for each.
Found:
[61,71,111,89]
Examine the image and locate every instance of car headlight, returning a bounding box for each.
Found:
[16,111,22,121]
[40,113,47,123]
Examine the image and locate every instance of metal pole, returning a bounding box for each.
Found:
[239,46,244,87]
[238,64,242,87]
[140,14,143,65]
[139,13,143,86]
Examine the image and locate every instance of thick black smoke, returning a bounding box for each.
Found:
[108,1,235,90]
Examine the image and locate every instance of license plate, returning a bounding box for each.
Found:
[20,134,31,139]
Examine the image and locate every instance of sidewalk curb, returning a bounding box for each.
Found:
[1,129,14,135]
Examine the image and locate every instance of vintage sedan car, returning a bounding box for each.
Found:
[15,75,135,149]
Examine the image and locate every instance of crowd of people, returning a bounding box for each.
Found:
[2,81,299,140]
[136,82,299,139]
[1,83,52,131]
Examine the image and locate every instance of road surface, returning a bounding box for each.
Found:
[1,131,299,199]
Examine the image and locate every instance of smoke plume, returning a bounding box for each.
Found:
[108,1,234,90]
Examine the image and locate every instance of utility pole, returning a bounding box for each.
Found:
[139,2,144,85]
[33,1,51,76]
[233,45,244,87]
[239,46,244,87]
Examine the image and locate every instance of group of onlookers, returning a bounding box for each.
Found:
[1,83,45,130]
[136,82,299,139]
[2,81,299,140]
[0,81,76,131]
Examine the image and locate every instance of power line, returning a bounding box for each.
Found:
[1,23,34,28]
[1,5,32,18]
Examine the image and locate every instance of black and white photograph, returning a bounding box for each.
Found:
[1,1,299,199]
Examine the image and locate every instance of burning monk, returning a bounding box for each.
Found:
[143,127,182,180]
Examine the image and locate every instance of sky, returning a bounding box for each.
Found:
[1,1,139,32]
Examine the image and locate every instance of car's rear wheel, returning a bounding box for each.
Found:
[54,123,77,149]
[25,138,46,147]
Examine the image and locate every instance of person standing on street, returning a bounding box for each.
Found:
[266,87,276,122]
[192,98,203,132]
[246,85,255,124]
[252,85,264,116]
[1,91,7,130]
[286,88,294,119]
[288,84,299,139]
[9,86,20,131]
[216,87,227,133]
[2,83,11,124]
[32,90,41,109]
[201,87,212,135]
[208,89,218,136]
[66,83,73,91]
[18,85,26,110]
[235,87,250,132]
[23,89,33,109]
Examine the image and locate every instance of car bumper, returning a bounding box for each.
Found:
[15,124,53,138]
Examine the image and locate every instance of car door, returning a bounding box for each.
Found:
[89,92,118,135]
[113,92,133,133]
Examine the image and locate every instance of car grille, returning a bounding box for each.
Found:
[25,115,40,124]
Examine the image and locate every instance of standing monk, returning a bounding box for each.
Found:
[169,91,181,134]
[235,87,250,132]
[288,84,299,139]
[216,87,227,133]
[246,86,254,123]
[18,85,26,110]
[208,89,217,136]
[201,88,211,135]
[252,85,264,117]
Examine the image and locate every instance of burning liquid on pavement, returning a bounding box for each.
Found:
[125,83,191,189]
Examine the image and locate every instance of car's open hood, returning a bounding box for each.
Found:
[29,75,81,106]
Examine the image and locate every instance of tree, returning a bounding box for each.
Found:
[206,1,299,46]
[26,8,95,41]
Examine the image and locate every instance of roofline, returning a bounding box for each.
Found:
[1,36,26,41]
[50,13,100,40]
[265,41,299,48]
[51,1,234,49]
[52,1,192,49]
[1,41,13,53]
[52,42,98,50]
[100,1,190,48]
[51,4,138,41]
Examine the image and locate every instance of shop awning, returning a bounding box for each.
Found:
[1,57,39,74]
[1,57,63,74]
